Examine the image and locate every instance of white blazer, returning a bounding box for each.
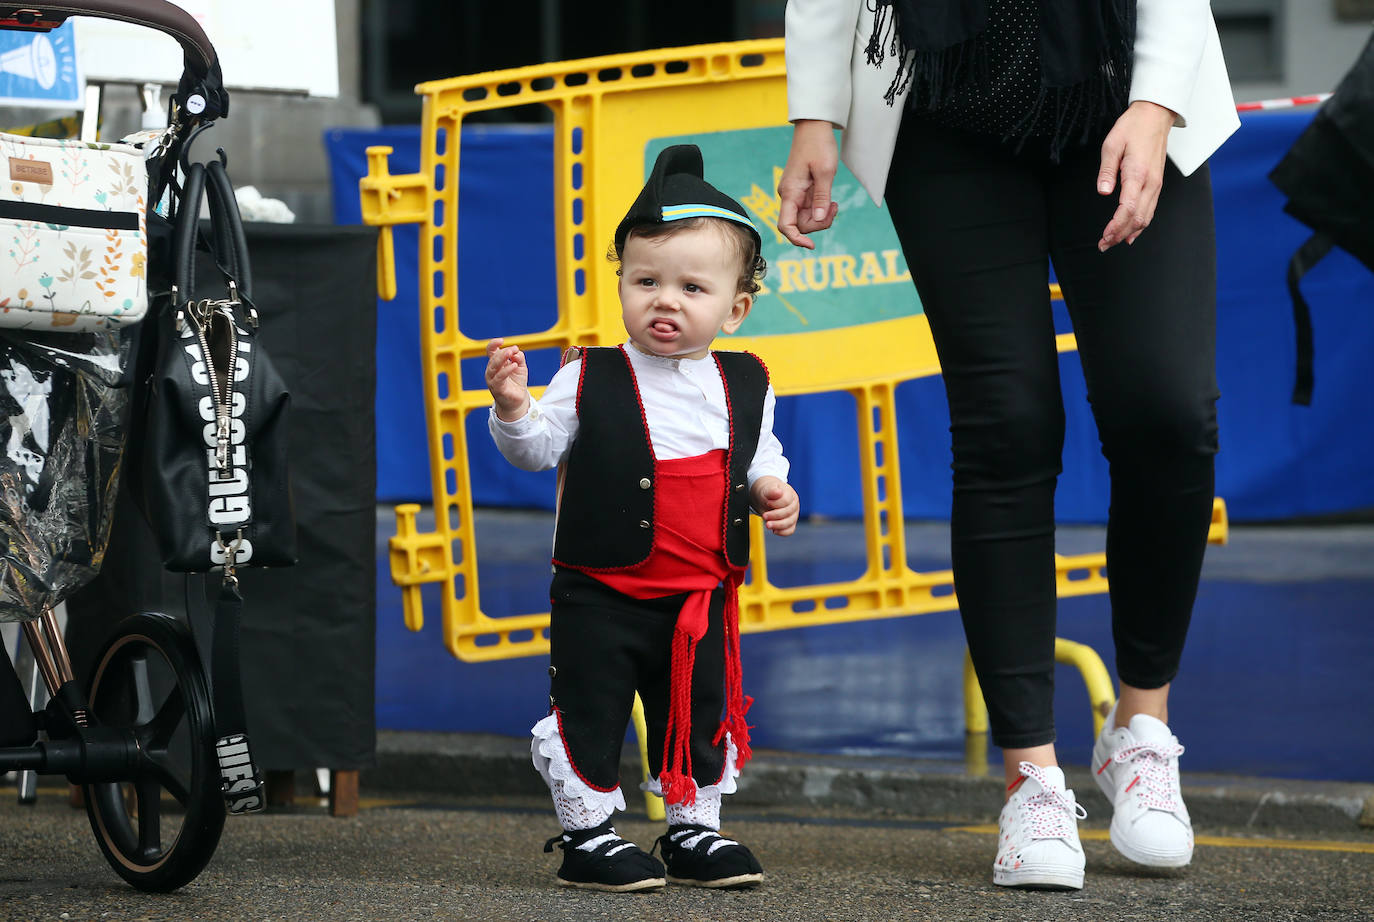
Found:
[785,0,1241,202]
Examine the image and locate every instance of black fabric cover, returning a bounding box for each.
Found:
[1269,34,1374,273]
[67,223,378,771]
[1268,34,1374,405]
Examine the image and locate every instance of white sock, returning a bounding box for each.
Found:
[666,787,721,829]
[551,779,611,832]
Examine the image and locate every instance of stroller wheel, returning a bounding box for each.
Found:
[83,613,225,892]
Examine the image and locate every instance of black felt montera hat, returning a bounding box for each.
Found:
[613,144,762,257]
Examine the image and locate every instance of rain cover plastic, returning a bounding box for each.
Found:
[0,330,128,622]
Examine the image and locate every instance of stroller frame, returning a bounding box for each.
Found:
[0,0,241,893]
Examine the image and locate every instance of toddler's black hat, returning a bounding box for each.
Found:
[613,144,762,257]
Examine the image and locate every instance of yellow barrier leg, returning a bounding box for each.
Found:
[962,638,1119,767]
[962,650,990,776]
[962,648,989,736]
[1053,638,1117,740]
[631,693,665,822]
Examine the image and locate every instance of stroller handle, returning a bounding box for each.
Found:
[0,1,227,116]
[0,2,216,73]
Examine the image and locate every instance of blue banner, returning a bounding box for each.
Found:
[0,24,82,110]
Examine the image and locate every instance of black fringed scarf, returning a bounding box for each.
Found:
[867,0,1137,158]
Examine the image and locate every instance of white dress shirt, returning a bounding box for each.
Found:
[489,344,789,491]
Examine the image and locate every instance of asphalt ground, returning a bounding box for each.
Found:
[2,778,1373,922]
[5,516,1370,919]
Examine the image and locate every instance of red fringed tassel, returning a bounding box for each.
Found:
[712,572,753,770]
[662,571,752,805]
[659,627,698,806]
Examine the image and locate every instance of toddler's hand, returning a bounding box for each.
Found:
[751,476,799,537]
[486,338,530,421]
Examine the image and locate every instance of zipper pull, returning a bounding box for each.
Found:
[215,410,231,475]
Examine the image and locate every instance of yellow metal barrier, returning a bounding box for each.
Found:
[362,40,1231,799]
[629,696,663,822]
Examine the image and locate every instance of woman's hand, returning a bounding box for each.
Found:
[751,476,800,536]
[1096,100,1177,251]
[777,119,842,249]
[485,338,530,421]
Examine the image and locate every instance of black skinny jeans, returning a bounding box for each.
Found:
[884,116,1220,749]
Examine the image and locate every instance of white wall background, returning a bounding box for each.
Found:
[74,0,339,96]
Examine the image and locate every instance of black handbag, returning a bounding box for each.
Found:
[139,123,297,573]
[130,122,296,815]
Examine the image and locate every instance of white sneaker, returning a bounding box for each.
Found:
[993,762,1087,890]
[1091,706,1194,867]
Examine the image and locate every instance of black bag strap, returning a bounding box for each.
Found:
[171,158,208,299]
[170,122,265,815]
[204,152,253,296]
[172,124,250,300]
[210,578,263,814]
[182,574,264,815]
[1286,232,1334,406]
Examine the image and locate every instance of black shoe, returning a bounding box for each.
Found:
[653,823,764,889]
[544,820,666,892]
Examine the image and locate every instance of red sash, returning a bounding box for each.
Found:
[592,449,751,805]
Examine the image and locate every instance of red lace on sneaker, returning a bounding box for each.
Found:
[1108,741,1186,812]
[1011,762,1087,840]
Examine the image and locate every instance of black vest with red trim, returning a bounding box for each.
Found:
[552,346,769,571]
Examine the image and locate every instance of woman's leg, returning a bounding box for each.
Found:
[1046,154,1220,718]
[884,119,1066,780]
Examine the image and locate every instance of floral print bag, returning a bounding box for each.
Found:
[0,132,146,333]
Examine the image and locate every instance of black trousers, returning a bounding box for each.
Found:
[885,117,1220,748]
[547,568,727,790]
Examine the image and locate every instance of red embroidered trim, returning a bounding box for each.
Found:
[616,344,657,458]
[708,752,728,789]
[572,347,588,415]
[552,346,657,574]
[745,349,772,386]
[551,705,622,794]
[714,351,736,566]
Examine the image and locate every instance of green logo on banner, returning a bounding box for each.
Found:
[647,127,921,338]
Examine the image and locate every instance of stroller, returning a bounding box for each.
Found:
[0,0,264,893]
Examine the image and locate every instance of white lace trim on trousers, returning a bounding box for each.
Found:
[531,713,627,817]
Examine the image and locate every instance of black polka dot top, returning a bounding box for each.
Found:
[920,0,1058,142]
